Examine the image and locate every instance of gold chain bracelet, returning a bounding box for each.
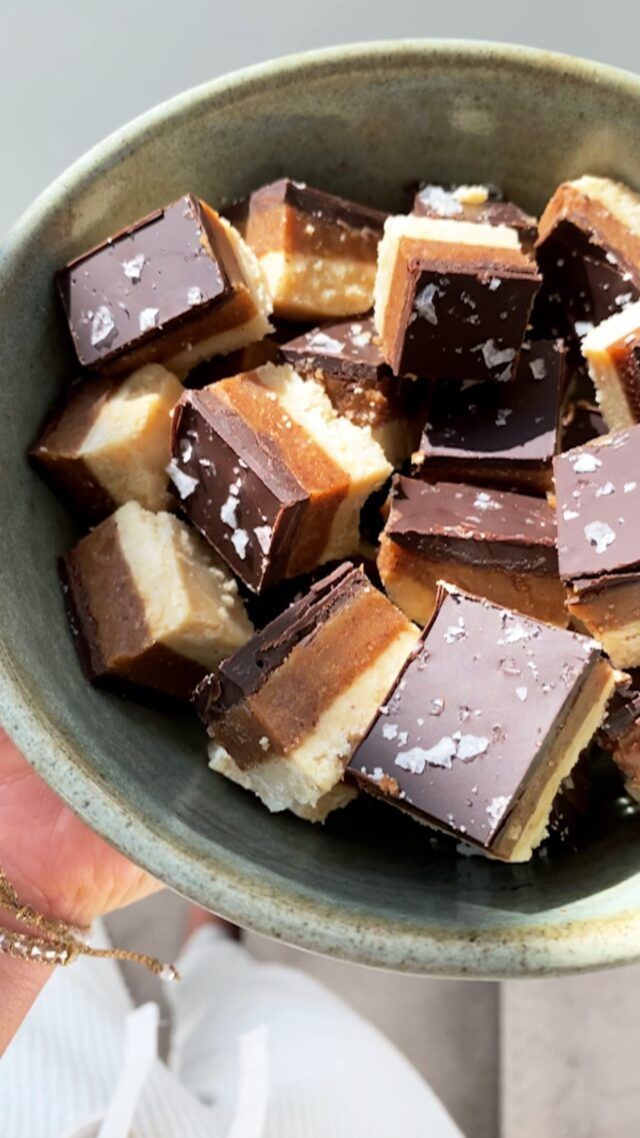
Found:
[0,866,179,982]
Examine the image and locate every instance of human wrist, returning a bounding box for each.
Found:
[0,855,96,932]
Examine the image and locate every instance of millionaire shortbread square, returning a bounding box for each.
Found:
[195,563,419,820]
[60,502,253,700]
[554,425,640,666]
[378,476,567,627]
[413,340,565,494]
[57,194,272,378]
[169,362,392,592]
[348,586,615,861]
[536,176,640,340]
[30,364,182,521]
[373,214,540,380]
[226,179,386,321]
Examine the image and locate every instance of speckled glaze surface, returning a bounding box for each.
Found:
[3,41,640,977]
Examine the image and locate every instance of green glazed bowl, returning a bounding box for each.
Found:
[3,40,640,978]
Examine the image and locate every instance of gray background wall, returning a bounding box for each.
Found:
[0,0,635,235]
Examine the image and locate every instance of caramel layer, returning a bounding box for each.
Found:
[379,538,569,627]
[217,585,410,763]
[247,203,380,262]
[215,373,349,572]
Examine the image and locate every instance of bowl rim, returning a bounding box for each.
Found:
[3,37,640,978]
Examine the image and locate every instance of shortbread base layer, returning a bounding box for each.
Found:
[259,250,376,321]
[208,746,357,822]
[208,625,418,816]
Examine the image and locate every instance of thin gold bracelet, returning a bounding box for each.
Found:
[0,866,179,982]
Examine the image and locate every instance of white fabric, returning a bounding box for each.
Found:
[1,921,463,1138]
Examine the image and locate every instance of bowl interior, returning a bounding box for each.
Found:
[2,41,640,976]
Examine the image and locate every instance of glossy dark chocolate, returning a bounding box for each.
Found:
[281,317,388,382]
[554,426,640,582]
[347,587,603,853]
[415,340,565,492]
[226,178,387,238]
[280,317,420,427]
[386,476,559,575]
[413,184,537,247]
[57,195,243,374]
[383,236,541,382]
[194,562,364,725]
[170,385,308,593]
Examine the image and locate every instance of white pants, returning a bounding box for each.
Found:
[2,922,463,1138]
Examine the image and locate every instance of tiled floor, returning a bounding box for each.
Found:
[107,892,640,1138]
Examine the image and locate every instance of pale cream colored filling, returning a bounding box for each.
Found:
[114,502,253,668]
[570,175,640,236]
[373,213,522,337]
[255,363,392,560]
[259,250,376,319]
[81,364,182,511]
[590,621,640,670]
[501,660,615,862]
[167,219,273,376]
[583,300,640,429]
[209,747,357,823]
[208,625,418,817]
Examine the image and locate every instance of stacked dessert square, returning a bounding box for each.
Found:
[34,173,640,862]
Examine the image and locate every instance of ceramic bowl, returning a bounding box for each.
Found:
[2,40,640,978]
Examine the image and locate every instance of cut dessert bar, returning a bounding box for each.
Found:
[280,316,425,465]
[536,176,640,339]
[30,364,182,521]
[348,586,615,861]
[599,671,640,800]
[226,179,386,321]
[554,426,640,666]
[194,563,419,820]
[169,362,392,592]
[413,339,566,494]
[57,194,272,378]
[378,476,567,627]
[60,502,253,700]
[582,299,640,429]
[413,183,537,249]
[373,213,541,380]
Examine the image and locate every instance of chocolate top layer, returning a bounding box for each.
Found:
[194,562,366,725]
[57,195,236,370]
[281,317,388,382]
[348,587,599,848]
[419,340,565,466]
[554,426,640,581]
[413,184,537,243]
[536,218,640,333]
[235,178,387,234]
[386,476,559,574]
[170,385,308,592]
